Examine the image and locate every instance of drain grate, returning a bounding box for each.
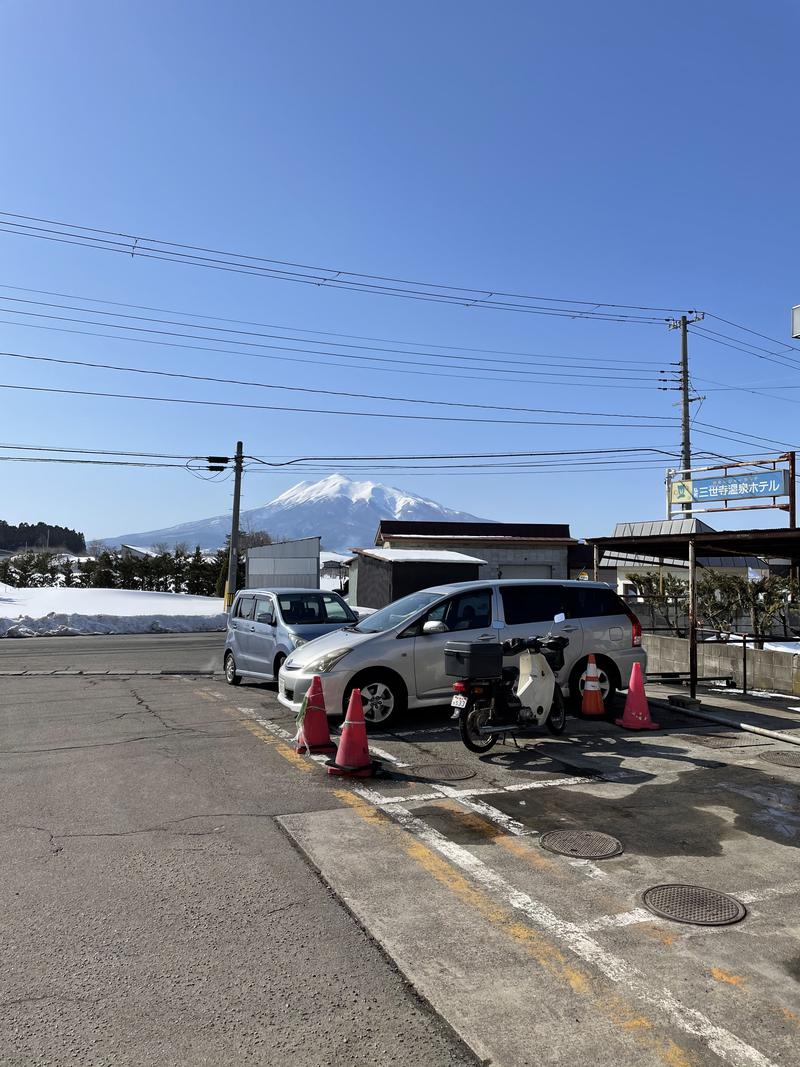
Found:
[539,829,622,859]
[677,733,769,749]
[409,762,477,782]
[642,884,746,926]
[759,750,800,768]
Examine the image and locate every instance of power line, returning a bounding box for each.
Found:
[0,455,188,469]
[705,311,800,357]
[0,380,683,429]
[0,303,666,385]
[690,324,800,372]
[0,442,205,459]
[0,348,677,422]
[0,282,669,367]
[0,210,693,321]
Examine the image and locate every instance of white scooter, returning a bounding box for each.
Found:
[446,632,570,753]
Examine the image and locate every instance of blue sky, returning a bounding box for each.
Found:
[1,0,798,541]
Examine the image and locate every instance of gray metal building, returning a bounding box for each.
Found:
[375,521,575,580]
[246,537,321,589]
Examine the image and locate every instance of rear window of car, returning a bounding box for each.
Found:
[568,586,625,618]
[277,593,354,625]
[501,584,568,625]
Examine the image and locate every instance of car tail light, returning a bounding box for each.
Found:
[453,681,468,693]
[619,600,642,646]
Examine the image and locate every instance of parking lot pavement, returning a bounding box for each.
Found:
[0,674,477,1067]
[236,688,800,1067]
[4,671,799,1067]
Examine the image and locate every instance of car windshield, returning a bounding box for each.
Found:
[277,593,355,626]
[354,590,444,633]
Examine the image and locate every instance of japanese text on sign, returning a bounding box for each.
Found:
[670,470,789,504]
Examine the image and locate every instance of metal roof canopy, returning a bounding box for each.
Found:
[587,527,800,700]
[589,527,800,563]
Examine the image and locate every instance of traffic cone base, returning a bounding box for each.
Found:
[615,662,659,731]
[580,654,605,717]
[295,676,337,754]
[326,689,381,778]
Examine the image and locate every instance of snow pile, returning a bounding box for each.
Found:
[0,587,226,638]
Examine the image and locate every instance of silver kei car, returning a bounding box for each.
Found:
[223,588,358,686]
[277,579,646,726]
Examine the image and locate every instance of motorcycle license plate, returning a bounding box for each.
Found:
[451,694,468,709]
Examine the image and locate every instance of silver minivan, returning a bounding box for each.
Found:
[223,588,358,686]
[277,579,645,725]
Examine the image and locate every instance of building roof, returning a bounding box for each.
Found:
[354,548,487,565]
[376,519,573,545]
[590,527,800,563]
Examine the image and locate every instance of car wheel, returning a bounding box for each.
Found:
[224,652,242,687]
[346,672,407,727]
[569,658,617,711]
[273,652,286,680]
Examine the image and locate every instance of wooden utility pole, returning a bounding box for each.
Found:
[225,441,244,611]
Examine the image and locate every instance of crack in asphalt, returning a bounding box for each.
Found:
[4,824,64,857]
[4,812,283,849]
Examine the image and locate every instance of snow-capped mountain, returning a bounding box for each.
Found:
[99,474,484,553]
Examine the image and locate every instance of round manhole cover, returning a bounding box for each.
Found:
[409,762,477,782]
[759,750,800,768]
[642,884,746,926]
[539,829,623,860]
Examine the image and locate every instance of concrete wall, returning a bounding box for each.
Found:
[642,633,800,696]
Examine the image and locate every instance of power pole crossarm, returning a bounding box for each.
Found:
[225,441,244,612]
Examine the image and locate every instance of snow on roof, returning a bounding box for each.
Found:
[320,551,352,564]
[354,548,487,565]
[121,544,159,557]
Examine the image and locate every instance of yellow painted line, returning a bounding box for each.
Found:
[334,790,696,1067]
[220,704,312,772]
[710,968,746,988]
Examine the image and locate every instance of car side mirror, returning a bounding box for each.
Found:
[423,620,448,636]
[257,613,275,626]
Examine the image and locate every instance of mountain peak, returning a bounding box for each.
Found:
[100,473,485,553]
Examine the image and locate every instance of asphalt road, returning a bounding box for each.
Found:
[0,632,224,674]
[1,672,475,1066]
[3,638,800,1066]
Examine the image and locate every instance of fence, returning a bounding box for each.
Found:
[642,632,800,697]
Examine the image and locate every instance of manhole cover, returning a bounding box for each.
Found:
[642,884,746,926]
[759,750,800,768]
[539,829,622,859]
[679,733,769,749]
[409,762,477,782]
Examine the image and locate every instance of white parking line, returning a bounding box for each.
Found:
[358,794,777,1067]
[579,880,800,933]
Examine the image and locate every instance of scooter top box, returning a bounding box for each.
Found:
[444,641,503,680]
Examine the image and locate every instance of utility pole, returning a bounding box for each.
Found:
[225,441,244,612]
[663,313,705,514]
[680,315,691,489]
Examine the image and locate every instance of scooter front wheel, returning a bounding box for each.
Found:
[459,705,499,753]
[545,687,567,735]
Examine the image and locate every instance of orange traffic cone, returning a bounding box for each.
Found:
[295,676,337,755]
[327,688,381,778]
[581,654,605,717]
[615,662,659,730]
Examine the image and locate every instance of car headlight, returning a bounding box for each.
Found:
[304,648,352,673]
[292,637,307,648]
